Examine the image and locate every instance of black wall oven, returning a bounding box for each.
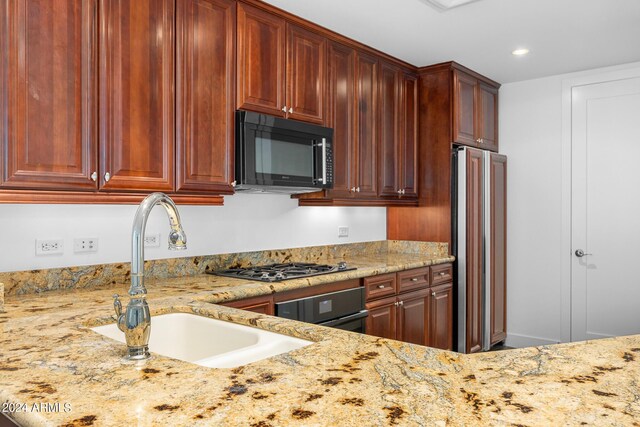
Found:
[275,287,368,333]
[235,110,334,194]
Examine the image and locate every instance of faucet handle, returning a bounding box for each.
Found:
[113,294,122,318]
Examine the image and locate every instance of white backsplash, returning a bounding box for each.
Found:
[0,193,386,272]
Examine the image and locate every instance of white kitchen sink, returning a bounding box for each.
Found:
[91,312,312,368]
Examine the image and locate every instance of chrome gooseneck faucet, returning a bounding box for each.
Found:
[113,193,187,359]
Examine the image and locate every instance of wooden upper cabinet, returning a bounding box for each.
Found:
[286,24,326,124]
[1,0,97,190]
[176,0,236,194]
[399,71,418,198]
[479,83,499,152]
[354,51,378,198]
[99,0,175,191]
[378,61,400,198]
[453,68,499,151]
[453,70,477,147]
[325,41,356,198]
[236,2,285,116]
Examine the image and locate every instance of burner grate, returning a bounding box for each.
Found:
[209,262,355,282]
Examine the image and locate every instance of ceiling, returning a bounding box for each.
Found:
[261,0,640,84]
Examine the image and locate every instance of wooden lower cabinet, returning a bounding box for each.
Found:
[222,294,274,316]
[397,288,429,345]
[430,282,453,351]
[364,265,453,349]
[365,296,397,341]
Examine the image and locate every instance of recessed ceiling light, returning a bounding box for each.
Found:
[512,48,530,56]
[421,0,482,11]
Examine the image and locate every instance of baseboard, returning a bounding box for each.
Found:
[504,333,561,348]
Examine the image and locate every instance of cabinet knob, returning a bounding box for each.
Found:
[350,187,356,192]
[90,171,97,182]
[282,106,287,112]
[401,189,405,195]
[231,180,236,187]
[397,189,402,195]
[476,138,481,143]
[355,187,360,193]
[439,272,446,276]
[398,300,404,306]
[432,292,436,297]
[288,107,293,114]
[104,172,111,182]
[377,285,385,289]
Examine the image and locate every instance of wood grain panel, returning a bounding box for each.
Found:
[354,51,378,198]
[176,0,235,193]
[378,61,400,197]
[466,147,484,353]
[286,24,326,124]
[1,0,97,190]
[236,2,285,115]
[99,0,175,191]
[490,153,507,345]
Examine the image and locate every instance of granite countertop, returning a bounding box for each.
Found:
[1,252,639,426]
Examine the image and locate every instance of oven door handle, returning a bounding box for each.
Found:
[318,310,368,328]
[313,138,327,185]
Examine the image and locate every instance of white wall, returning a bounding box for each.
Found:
[500,61,640,347]
[0,194,386,272]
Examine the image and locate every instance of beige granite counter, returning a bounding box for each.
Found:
[1,251,639,426]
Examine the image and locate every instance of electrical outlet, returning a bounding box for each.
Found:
[144,233,161,248]
[36,239,64,256]
[338,226,349,238]
[74,238,98,254]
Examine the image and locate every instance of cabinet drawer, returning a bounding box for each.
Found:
[397,267,429,294]
[431,263,453,285]
[364,273,397,301]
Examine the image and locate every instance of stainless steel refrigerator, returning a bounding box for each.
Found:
[454,146,507,353]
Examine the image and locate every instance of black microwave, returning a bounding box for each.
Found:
[235,111,334,194]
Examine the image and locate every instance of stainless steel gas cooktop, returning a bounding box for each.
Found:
[209,262,356,282]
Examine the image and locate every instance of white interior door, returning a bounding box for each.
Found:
[571,76,640,341]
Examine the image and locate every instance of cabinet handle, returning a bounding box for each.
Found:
[401,189,405,195]
[476,138,481,143]
[104,172,111,182]
[288,107,293,114]
[432,292,436,297]
[356,187,360,193]
[90,171,97,182]
[410,278,418,282]
[350,187,356,192]
[377,285,385,289]
[398,300,404,306]
[397,189,402,195]
[282,106,287,112]
[231,180,236,187]
[439,272,446,276]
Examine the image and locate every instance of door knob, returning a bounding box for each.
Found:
[575,249,592,257]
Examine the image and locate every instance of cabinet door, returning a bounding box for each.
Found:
[465,147,484,353]
[430,282,453,350]
[478,83,499,152]
[399,72,418,198]
[377,61,400,197]
[176,0,235,194]
[365,296,396,340]
[453,70,477,147]
[236,3,285,116]
[1,0,97,190]
[397,288,429,346]
[489,153,507,345]
[99,0,175,191]
[354,51,378,198]
[325,41,356,197]
[286,24,326,124]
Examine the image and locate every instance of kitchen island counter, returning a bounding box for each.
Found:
[1,252,639,426]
